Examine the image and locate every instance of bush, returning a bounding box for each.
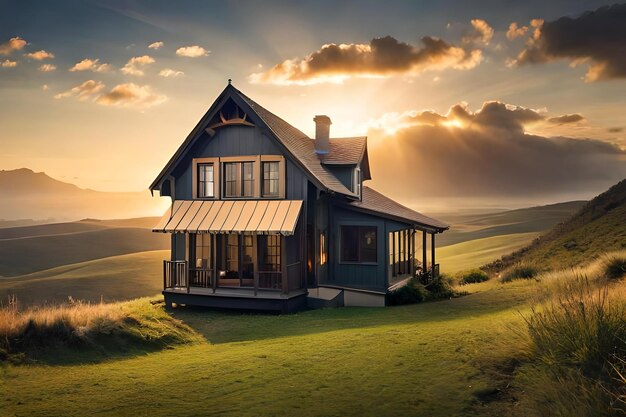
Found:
[425,274,455,300]
[601,253,626,280]
[500,263,538,283]
[387,278,428,305]
[458,269,489,285]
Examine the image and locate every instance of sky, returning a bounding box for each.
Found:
[1,0,625,210]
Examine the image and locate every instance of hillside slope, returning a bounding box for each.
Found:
[486,179,626,271]
[0,222,169,276]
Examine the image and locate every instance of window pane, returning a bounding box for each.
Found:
[360,227,377,263]
[198,163,214,198]
[340,226,359,262]
[262,161,279,197]
[224,162,241,197]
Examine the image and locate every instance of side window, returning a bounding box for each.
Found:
[340,225,377,263]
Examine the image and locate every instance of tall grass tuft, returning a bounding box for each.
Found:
[501,262,538,283]
[522,273,626,416]
[600,252,626,280]
[0,296,199,362]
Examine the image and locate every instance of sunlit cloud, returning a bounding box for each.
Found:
[175,45,209,57]
[249,35,483,85]
[0,37,27,55]
[1,59,17,68]
[69,58,112,72]
[24,50,54,60]
[463,19,494,45]
[506,22,528,40]
[148,41,164,50]
[38,64,56,72]
[54,80,105,101]
[158,68,184,77]
[42,84,49,91]
[120,55,155,76]
[547,113,585,124]
[366,100,626,199]
[512,4,626,82]
[96,83,166,109]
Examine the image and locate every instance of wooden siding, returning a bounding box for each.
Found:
[326,166,354,192]
[326,205,410,291]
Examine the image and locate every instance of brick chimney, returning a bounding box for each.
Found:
[313,115,331,154]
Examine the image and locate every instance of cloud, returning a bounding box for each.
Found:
[54,80,105,100]
[607,127,623,133]
[96,83,166,108]
[38,64,56,72]
[547,113,585,124]
[1,59,17,68]
[176,45,209,57]
[367,101,626,199]
[506,22,528,40]
[249,35,483,85]
[24,50,54,60]
[148,41,164,50]
[69,58,112,72]
[158,68,184,77]
[513,4,626,82]
[42,84,49,91]
[0,37,27,55]
[120,55,155,76]
[463,19,494,45]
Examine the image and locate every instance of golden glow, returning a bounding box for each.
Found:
[442,118,464,129]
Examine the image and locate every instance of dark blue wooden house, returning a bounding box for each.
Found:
[151,82,448,312]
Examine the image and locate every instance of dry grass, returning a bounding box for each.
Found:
[0,296,199,362]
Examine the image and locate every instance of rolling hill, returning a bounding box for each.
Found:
[0,218,168,277]
[0,168,169,222]
[485,178,626,271]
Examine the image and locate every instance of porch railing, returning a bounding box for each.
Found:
[164,260,187,289]
[189,268,213,288]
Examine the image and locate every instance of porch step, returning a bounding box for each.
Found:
[307,287,344,309]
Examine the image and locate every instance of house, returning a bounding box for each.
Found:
[151,81,448,312]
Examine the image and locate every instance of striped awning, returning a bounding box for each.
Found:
[153,200,303,235]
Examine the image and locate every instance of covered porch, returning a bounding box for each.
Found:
[388,227,441,290]
[154,199,307,311]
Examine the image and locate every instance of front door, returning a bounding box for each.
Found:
[219,234,255,287]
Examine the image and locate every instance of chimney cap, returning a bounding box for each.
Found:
[314,115,332,124]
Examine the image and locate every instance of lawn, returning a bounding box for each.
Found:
[0,279,535,417]
[438,232,539,273]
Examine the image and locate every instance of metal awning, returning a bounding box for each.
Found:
[153,200,303,235]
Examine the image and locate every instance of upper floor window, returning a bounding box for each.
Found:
[262,161,280,197]
[224,161,254,198]
[198,163,214,198]
[354,167,362,197]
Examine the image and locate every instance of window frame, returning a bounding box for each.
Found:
[339,224,378,265]
[197,163,215,198]
[261,161,280,197]
[192,157,220,199]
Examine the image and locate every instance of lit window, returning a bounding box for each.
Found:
[320,232,327,265]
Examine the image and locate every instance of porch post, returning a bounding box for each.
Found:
[409,228,415,278]
[281,234,288,294]
[422,230,427,272]
[212,233,217,293]
[253,233,259,296]
[431,233,436,274]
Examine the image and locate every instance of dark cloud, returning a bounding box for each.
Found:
[367,101,626,199]
[608,127,623,133]
[514,4,626,81]
[249,35,482,85]
[547,113,585,124]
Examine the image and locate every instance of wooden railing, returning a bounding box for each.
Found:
[258,271,282,290]
[164,260,187,289]
[189,268,213,288]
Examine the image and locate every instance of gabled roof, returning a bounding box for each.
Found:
[318,137,367,165]
[347,186,449,232]
[150,84,357,198]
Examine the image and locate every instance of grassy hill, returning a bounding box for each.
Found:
[0,219,168,277]
[433,201,585,247]
[0,250,167,308]
[438,232,539,274]
[486,179,626,271]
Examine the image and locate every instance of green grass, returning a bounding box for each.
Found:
[0,250,168,308]
[438,232,539,273]
[0,279,534,417]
